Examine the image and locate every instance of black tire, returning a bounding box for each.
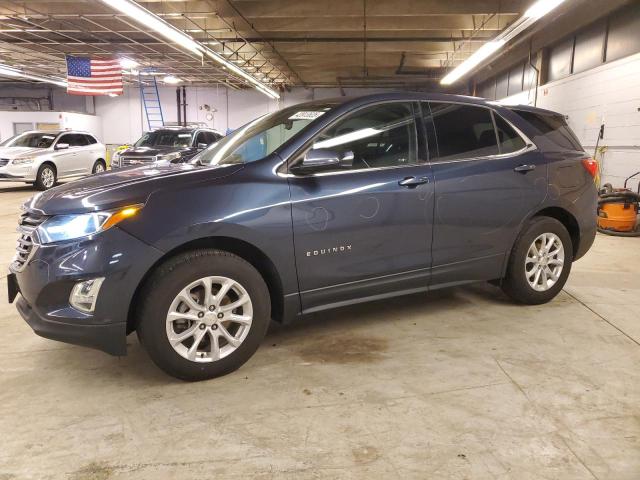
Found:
[92,159,106,174]
[34,163,56,190]
[136,249,271,381]
[501,216,573,305]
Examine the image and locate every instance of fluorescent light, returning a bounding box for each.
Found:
[119,58,139,69]
[440,0,567,85]
[203,50,280,99]
[525,0,565,19]
[99,0,280,99]
[441,40,504,85]
[0,64,67,87]
[162,75,181,84]
[100,0,202,55]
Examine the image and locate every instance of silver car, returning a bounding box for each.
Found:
[0,130,107,190]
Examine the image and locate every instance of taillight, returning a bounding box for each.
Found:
[582,158,598,178]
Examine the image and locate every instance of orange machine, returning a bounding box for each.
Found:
[597,172,640,236]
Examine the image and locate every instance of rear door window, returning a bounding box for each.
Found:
[513,110,583,151]
[494,115,526,154]
[427,103,499,161]
[84,134,97,145]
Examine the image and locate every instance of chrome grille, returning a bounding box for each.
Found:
[11,210,47,272]
[0,158,9,166]
[120,156,155,166]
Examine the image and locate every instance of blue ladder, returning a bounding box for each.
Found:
[139,73,164,130]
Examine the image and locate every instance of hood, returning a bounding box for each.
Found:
[0,147,46,159]
[26,162,243,215]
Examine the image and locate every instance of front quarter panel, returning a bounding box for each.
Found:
[118,157,299,295]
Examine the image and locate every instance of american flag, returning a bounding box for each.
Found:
[66,56,123,96]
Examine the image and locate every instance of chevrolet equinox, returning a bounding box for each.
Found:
[8,93,597,381]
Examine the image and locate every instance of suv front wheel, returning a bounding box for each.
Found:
[501,216,573,304]
[35,163,56,190]
[137,249,271,381]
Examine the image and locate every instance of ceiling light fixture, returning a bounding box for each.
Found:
[119,58,139,69]
[0,64,67,87]
[162,75,182,84]
[440,0,567,85]
[101,0,201,54]
[99,0,280,99]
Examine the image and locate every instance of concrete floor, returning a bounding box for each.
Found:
[0,182,639,480]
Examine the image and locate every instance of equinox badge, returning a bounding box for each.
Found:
[306,245,352,257]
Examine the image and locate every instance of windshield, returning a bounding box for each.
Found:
[4,132,58,148]
[134,131,194,148]
[195,103,337,165]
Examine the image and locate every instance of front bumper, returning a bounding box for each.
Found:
[9,226,164,355]
[0,164,36,182]
[15,295,127,355]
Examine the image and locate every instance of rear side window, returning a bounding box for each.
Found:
[58,133,88,147]
[428,103,499,161]
[494,115,526,154]
[514,110,583,151]
[84,134,97,144]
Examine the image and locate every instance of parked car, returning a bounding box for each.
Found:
[0,130,106,190]
[111,126,223,168]
[8,93,597,381]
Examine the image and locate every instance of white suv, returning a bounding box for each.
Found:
[0,130,107,190]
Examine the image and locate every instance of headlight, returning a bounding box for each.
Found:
[12,156,35,165]
[36,204,143,244]
[155,152,181,162]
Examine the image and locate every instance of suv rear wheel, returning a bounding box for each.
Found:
[92,159,106,174]
[501,216,573,304]
[137,249,271,381]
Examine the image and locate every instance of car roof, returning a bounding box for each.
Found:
[288,92,560,117]
[20,130,97,136]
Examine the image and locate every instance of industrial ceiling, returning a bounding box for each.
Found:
[0,0,614,92]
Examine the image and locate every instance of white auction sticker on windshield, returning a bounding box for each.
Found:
[289,111,325,120]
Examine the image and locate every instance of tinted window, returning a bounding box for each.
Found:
[59,134,88,147]
[514,110,583,151]
[494,115,526,154]
[84,134,97,144]
[428,103,498,161]
[309,102,418,170]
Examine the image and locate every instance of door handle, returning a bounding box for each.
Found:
[514,164,536,173]
[399,176,430,187]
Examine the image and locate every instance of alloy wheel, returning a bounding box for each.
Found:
[525,232,564,292]
[95,163,105,173]
[165,276,253,363]
[41,168,54,188]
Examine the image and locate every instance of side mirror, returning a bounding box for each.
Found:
[292,149,354,174]
[55,143,69,150]
[197,143,208,149]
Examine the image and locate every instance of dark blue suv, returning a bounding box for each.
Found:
[8,93,597,380]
